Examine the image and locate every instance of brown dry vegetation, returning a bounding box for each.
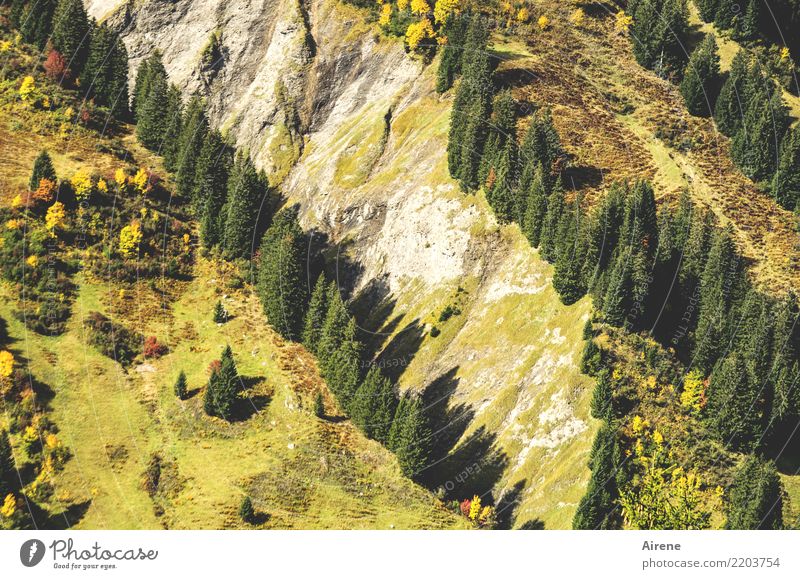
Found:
[497,2,800,292]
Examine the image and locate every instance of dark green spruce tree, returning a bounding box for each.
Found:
[714,50,750,136]
[324,318,362,412]
[538,177,565,262]
[257,208,309,341]
[51,0,91,77]
[390,395,432,479]
[725,456,784,529]
[175,95,209,202]
[680,35,721,117]
[302,274,329,354]
[552,204,587,305]
[520,163,548,247]
[174,370,188,400]
[590,370,614,421]
[135,53,169,150]
[223,152,268,259]
[706,353,762,451]
[573,423,621,529]
[19,0,58,50]
[695,0,719,21]
[29,150,57,190]
[447,15,493,190]
[161,86,184,172]
[204,345,241,420]
[435,13,468,93]
[350,366,397,444]
[772,126,800,210]
[196,130,232,248]
[82,23,130,119]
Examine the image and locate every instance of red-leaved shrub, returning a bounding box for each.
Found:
[143,336,168,359]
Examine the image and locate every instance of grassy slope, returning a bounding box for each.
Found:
[0,258,466,529]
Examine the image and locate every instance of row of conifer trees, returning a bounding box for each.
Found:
[443,12,798,529]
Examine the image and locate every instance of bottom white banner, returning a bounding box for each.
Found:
[1,531,798,578]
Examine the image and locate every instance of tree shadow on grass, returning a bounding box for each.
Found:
[374,318,426,383]
[518,518,546,530]
[495,479,527,530]
[231,376,272,422]
[421,368,473,465]
[28,499,92,530]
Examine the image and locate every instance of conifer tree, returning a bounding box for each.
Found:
[731,90,790,182]
[580,337,603,376]
[521,164,548,247]
[388,395,409,452]
[257,208,309,341]
[680,35,721,117]
[19,0,58,49]
[318,281,350,362]
[213,301,227,324]
[736,290,774,379]
[324,319,362,411]
[29,150,57,191]
[0,429,15,497]
[714,50,750,136]
[51,0,91,77]
[539,177,565,262]
[725,456,783,529]
[132,56,154,120]
[135,53,169,150]
[350,366,398,444]
[553,205,587,305]
[82,23,130,119]
[603,248,633,327]
[436,14,468,93]
[738,0,760,40]
[693,226,741,372]
[486,142,517,222]
[630,0,689,77]
[480,89,516,187]
[695,0,719,22]
[706,353,762,451]
[770,361,800,430]
[447,16,493,190]
[677,208,712,297]
[572,423,621,529]
[520,108,563,177]
[239,496,255,523]
[196,130,232,247]
[583,183,626,292]
[161,86,184,172]
[175,96,209,202]
[772,126,800,210]
[714,0,737,29]
[205,345,241,420]
[302,274,329,354]
[223,152,268,259]
[391,396,432,479]
[590,370,614,421]
[174,370,188,400]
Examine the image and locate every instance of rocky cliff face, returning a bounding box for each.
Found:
[94,0,596,528]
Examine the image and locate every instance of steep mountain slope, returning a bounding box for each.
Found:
[97,0,600,529]
[97,0,800,527]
